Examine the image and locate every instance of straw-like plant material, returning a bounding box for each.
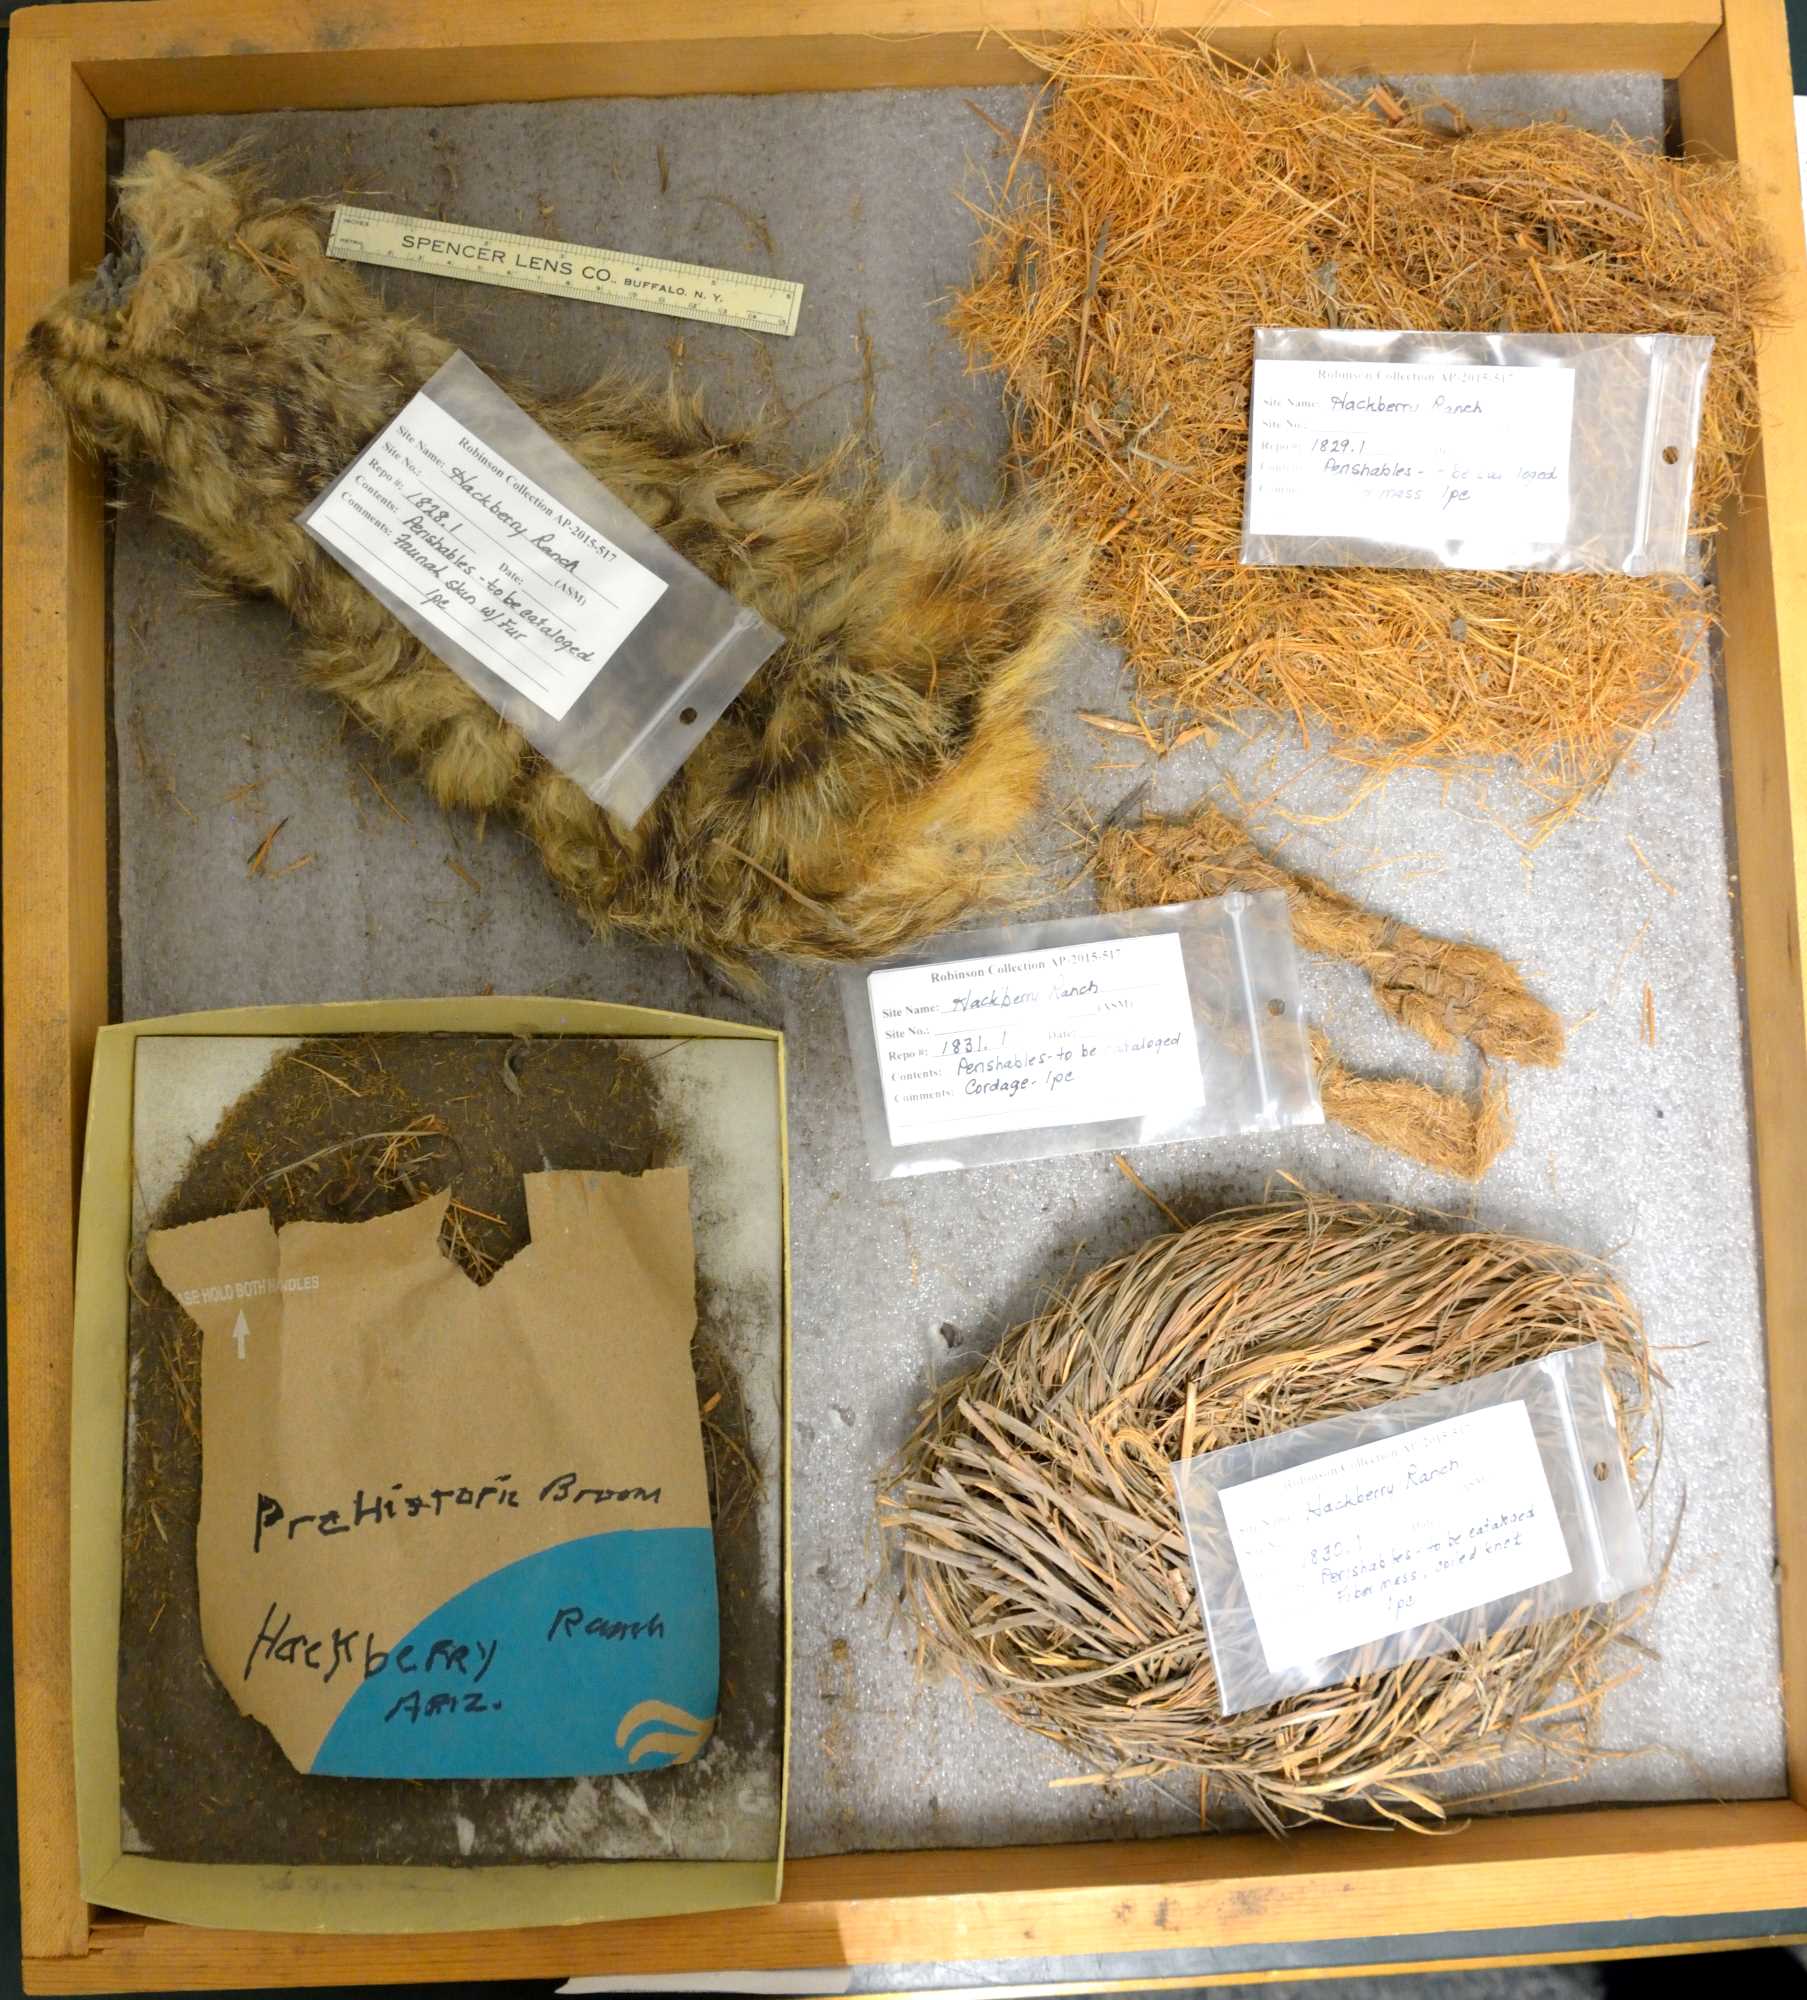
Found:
[953,32,1773,819]
[26,154,1084,970]
[1312,1031,1513,1180]
[881,1200,1650,1831]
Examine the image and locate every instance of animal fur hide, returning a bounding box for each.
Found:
[24,154,1083,967]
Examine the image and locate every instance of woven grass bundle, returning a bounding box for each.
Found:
[882,1201,1651,1830]
[25,154,1083,969]
[954,33,1773,820]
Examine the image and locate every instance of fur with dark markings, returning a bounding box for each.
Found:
[24,153,1085,968]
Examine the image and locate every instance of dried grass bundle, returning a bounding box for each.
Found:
[882,1200,1650,1830]
[954,32,1774,821]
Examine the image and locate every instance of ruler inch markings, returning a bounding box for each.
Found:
[326,204,802,338]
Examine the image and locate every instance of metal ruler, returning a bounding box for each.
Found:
[326,204,803,337]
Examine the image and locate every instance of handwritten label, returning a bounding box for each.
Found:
[1217,1400,1573,1675]
[250,1471,664,1553]
[240,1595,675,1743]
[867,932,1204,1148]
[1245,357,1576,552]
[149,1172,717,1779]
[306,390,667,719]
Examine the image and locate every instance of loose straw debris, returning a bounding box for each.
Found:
[881,1200,1651,1831]
[1098,801,1561,1179]
[955,32,1772,820]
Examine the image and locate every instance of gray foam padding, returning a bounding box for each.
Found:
[113,71,1782,1859]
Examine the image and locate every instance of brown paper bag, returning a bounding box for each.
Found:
[146,1169,718,1779]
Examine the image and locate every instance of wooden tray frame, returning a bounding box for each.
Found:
[6,0,1807,1989]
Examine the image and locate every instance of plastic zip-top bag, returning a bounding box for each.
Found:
[840,893,1321,1179]
[301,351,782,829]
[1240,327,1713,575]
[1173,1343,1650,1716]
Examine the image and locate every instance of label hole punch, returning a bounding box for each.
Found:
[1267,997,1287,1017]
[679,706,699,725]
[1594,1460,1610,1481]
[1662,444,1680,465]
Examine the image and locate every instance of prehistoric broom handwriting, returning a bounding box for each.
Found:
[251,1473,665,1552]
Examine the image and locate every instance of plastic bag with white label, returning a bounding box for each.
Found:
[839,891,1321,1180]
[1173,1343,1650,1717]
[301,351,782,828]
[1239,327,1713,575]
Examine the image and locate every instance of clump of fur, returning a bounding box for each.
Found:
[23,153,1084,967]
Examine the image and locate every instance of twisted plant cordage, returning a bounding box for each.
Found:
[24,153,1085,969]
[1098,801,1565,1179]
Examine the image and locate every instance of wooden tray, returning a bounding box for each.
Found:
[7,0,1807,1989]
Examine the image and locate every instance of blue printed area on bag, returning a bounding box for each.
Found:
[297,1526,718,1777]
